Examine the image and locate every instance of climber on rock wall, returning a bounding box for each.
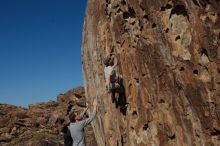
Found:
[68,98,98,146]
[103,54,120,93]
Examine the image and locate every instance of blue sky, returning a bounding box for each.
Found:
[0,0,87,107]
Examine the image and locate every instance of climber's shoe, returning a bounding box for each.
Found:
[120,103,128,110]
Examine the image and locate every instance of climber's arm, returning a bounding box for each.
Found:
[81,97,98,127]
[79,103,89,119]
[112,55,117,69]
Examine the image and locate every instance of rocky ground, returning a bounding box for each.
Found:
[0,87,97,146]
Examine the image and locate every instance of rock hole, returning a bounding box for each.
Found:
[134,78,139,83]
[135,35,140,38]
[205,66,209,71]
[160,4,172,11]
[143,14,149,20]
[132,110,138,116]
[143,123,149,131]
[130,126,135,130]
[112,4,119,9]
[211,13,216,16]
[123,12,130,19]
[130,21,135,25]
[160,7,166,11]
[165,4,172,9]
[106,0,110,4]
[116,41,121,44]
[192,0,200,6]
[140,26,144,31]
[175,35,181,41]
[117,8,122,13]
[128,6,136,17]
[124,28,129,33]
[140,5,145,11]
[193,69,198,75]
[179,67,185,71]
[152,23,157,28]
[165,28,169,33]
[200,48,209,57]
[34,122,40,128]
[168,134,176,140]
[195,132,200,138]
[218,68,220,73]
[210,128,220,137]
[121,0,126,5]
[169,5,189,21]
[159,99,165,103]
[123,6,136,19]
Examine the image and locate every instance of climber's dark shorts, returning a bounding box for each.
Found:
[110,82,120,90]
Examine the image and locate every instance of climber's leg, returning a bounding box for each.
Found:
[111,84,116,104]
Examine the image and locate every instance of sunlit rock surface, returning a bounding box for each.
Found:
[82,0,220,145]
[0,87,97,146]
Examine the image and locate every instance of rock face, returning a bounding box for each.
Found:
[82,0,220,146]
[0,87,97,146]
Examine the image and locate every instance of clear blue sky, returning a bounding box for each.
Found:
[0,0,87,107]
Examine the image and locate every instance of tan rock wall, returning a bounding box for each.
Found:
[82,0,220,146]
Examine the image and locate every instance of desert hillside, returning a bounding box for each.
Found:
[0,87,97,146]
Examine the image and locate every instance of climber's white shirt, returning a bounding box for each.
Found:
[104,66,113,79]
